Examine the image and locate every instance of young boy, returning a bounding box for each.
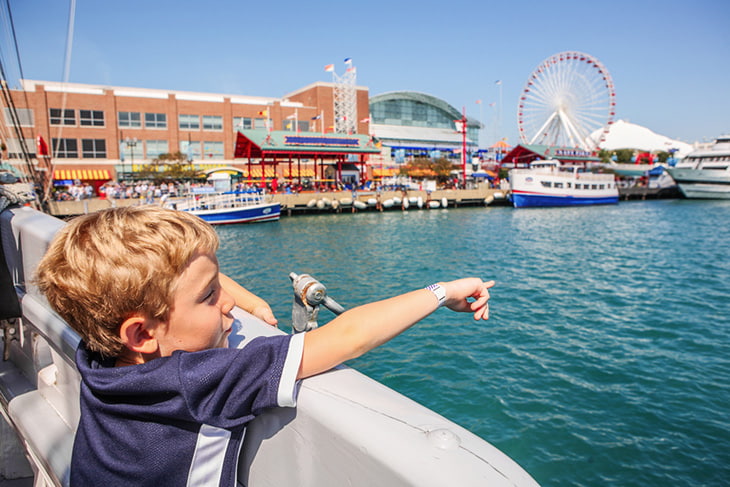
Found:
[36,206,494,486]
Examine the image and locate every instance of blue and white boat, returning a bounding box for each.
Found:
[509,159,618,208]
[165,190,281,224]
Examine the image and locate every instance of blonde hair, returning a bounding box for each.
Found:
[36,206,219,357]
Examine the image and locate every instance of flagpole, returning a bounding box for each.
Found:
[497,80,503,142]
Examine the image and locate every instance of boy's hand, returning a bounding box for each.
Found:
[442,278,495,321]
[251,305,279,327]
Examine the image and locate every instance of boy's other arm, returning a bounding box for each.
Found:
[297,278,494,379]
[219,273,278,326]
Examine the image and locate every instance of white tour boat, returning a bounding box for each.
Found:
[164,190,280,224]
[666,135,730,199]
[509,159,618,208]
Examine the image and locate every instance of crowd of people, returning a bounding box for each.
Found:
[50,174,487,203]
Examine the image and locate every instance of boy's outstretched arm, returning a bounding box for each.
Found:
[219,273,278,326]
[297,278,494,379]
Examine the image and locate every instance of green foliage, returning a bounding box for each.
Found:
[399,157,457,180]
[135,152,201,181]
[598,149,612,163]
[613,149,635,164]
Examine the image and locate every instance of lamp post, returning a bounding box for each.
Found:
[455,107,468,184]
[124,137,137,182]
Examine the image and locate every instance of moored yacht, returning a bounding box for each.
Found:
[666,135,730,199]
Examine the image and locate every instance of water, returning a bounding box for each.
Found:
[216,200,730,487]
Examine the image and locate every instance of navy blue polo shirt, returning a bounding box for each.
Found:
[71,333,304,486]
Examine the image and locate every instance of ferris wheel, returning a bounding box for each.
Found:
[517,51,616,151]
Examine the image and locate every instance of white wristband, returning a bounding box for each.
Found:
[425,283,447,307]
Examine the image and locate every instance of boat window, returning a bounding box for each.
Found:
[554,182,563,188]
[599,184,605,190]
[566,183,571,188]
[541,181,552,188]
[591,184,598,190]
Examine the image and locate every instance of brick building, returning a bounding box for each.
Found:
[0,79,372,186]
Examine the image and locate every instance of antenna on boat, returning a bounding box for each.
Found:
[289,273,344,333]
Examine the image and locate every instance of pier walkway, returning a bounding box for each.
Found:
[44,186,508,218]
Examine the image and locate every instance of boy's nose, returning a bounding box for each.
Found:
[220,289,235,315]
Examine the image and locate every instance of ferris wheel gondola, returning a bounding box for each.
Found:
[517,51,616,151]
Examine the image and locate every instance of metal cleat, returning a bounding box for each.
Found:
[289,273,344,333]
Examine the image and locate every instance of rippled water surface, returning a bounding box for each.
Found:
[216,200,730,487]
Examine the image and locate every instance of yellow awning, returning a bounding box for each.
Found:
[283,167,315,178]
[247,167,277,178]
[373,168,398,177]
[54,169,111,180]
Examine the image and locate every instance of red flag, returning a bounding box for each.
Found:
[37,135,49,156]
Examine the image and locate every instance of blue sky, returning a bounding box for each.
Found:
[3,0,728,147]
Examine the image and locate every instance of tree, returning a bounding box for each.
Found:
[598,149,612,163]
[655,151,670,163]
[137,152,200,181]
[399,157,457,181]
[613,149,635,164]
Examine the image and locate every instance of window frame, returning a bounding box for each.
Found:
[79,109,105,127]
[81,138,107,158]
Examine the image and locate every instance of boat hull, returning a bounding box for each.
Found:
[512,192,619,208]
[666,168,730,199]
[509,163,618,208]
[190,202,281,224]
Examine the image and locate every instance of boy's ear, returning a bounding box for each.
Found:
[119,315,159,354]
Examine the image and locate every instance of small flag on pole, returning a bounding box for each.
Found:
[286,114,296,119]
[324,64,335,72]
[344,57,352,65]
[311,114,321,120]
[360,117,370,123]
[495,80,502,85]
[37,135,49,156]
[257,109,268,117]
[475,100,482,104]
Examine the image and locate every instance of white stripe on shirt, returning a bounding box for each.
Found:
[277,332,305,407]
[187,424,231,486]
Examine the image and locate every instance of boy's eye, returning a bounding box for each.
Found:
[203,288,216,302]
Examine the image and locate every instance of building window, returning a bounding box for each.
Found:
[52,138,78,158]
[82,139,106,158]
[203,141,224,160]
[180,140,201,160]
[50,108,75,126]
[3,108,34,127]
[233,117,252,130]
[253,118,269,130]
[145,113,167,129]
[146,140,169,158]
[79,110,104,127]
[179,114,200,130]
[413,102,427,122]
[118,111,141,128]
[5,137,36,158]
[202,115,223,131]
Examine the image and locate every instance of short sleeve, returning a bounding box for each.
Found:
[176,333,305,429]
